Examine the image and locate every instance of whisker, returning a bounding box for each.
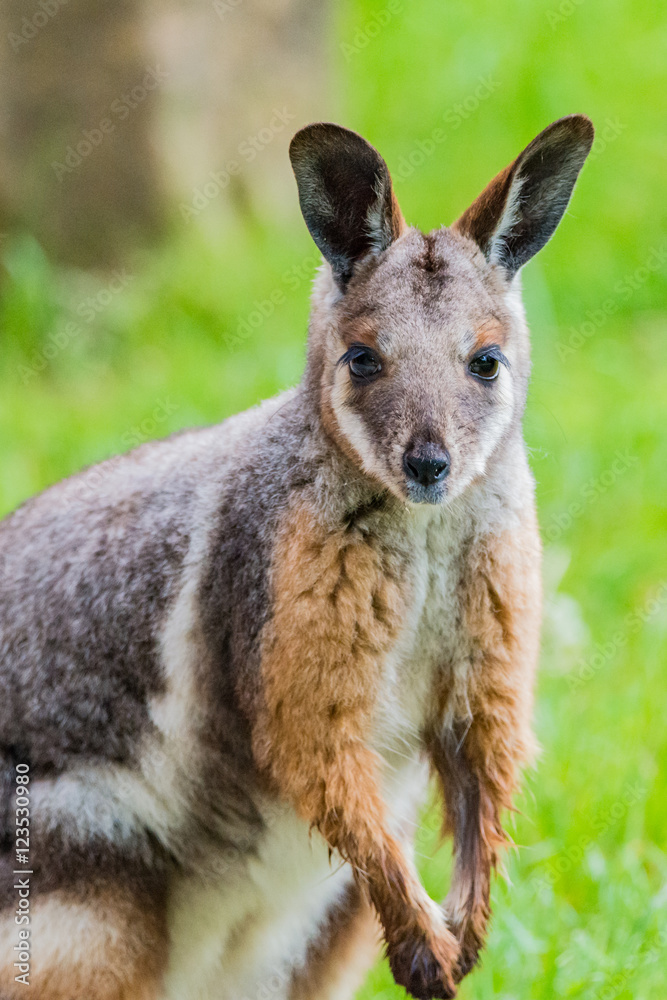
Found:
[454,409,495,434]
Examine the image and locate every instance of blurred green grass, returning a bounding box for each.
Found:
[1,0,666,997]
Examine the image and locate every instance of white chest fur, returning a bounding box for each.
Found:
[372,507,470,766]
[163,805,353,1000]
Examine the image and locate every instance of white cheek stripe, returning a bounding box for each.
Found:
[330,372,400,492]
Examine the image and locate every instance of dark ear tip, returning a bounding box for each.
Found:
[289,122,334,162]
[289,123,321,166]
[544,114,595,154]
[562,113,595,146]
[289,122,373,167]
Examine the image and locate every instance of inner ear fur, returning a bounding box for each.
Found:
[289,122,405,287]
[453,114,594,276]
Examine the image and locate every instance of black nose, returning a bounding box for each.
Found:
[403,447,451,487]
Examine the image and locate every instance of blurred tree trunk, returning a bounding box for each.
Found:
[0,0,164,269]
[145,0,334,228]
[0,0,332,269]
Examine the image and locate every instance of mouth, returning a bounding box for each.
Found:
[404,479,448,505]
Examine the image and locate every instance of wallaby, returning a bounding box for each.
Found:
[0,115,593,1000]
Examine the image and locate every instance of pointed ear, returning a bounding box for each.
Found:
[289,123,405,288]
[453,115,594,276]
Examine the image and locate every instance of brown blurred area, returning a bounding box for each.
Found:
[0,0,333,269]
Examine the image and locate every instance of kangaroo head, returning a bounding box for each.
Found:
[290,116,593,505]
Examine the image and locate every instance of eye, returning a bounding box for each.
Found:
[469,354,500,380]
[346,347,382,381]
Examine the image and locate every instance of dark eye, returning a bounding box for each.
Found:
[469,354,500,380]
[348,347,382,381]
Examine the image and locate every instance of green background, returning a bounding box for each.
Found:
[1,1,666,996]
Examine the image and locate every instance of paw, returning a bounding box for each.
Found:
[447,915,488,984]
[453,930,482,983]
[444,899,487,984]
[388,929,459,999]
